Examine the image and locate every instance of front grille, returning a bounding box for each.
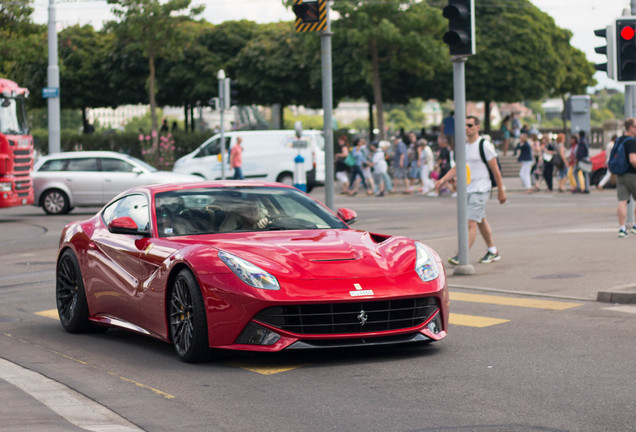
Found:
[13,149,31,156]
[255,297,438,335]
[14,157,31,164]
[14,165,30,172]
[15,180,31,191]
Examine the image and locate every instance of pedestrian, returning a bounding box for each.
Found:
[418,138,435,194]
[511,113,521,156]
[436,116,506,265]
[392,135,412,194]
[500,114,511,156]
[407,133,420,189]
[598,135,617,190]
[553,133,569,192]
[171,121,179,132]
[334,135,352,194]
[230,136,244,180]
[160,119,169,133]
[614,118,636,238]
[369,141,393,196]
[575,130,591,193]
[517,133,533,193]
[429,135,455,197]
[440,111,455,150]
[567,135,581,191]
[541,134,555,192]
[347,138,369,196]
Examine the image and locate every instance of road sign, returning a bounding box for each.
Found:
[42,87,59,99]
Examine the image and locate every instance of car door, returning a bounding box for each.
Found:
[88,194,150,326]
[99,157,143,202]
[64,157,102,205]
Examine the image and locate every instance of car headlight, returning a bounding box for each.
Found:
[415,242,440,282]
[218,251,280,290]
[0,182,12,192]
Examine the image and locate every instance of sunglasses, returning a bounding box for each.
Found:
[466,124,476,128]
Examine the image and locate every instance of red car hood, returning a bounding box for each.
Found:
[179,229,417,280]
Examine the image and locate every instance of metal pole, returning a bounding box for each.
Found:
[217,70,226,180]
[451,57,474,275]
[47,0,61,154]
[321,0,335,210]
[628,1,636,225]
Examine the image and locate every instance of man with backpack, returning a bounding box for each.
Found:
[612,118,636,238]
[436,116,506,265]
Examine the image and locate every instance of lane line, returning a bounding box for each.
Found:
[0,357,144,432]
[450,292,583,310]
[602,305,636,314]
[449,313,510,328]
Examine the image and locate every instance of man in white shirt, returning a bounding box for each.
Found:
[435,116,507,264]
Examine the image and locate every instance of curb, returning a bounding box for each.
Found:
[596,284,636,304]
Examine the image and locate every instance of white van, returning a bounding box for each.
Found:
[172,130,325,192]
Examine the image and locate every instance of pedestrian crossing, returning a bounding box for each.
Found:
[448,291,583,328]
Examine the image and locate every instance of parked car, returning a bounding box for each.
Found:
[33,151,199,215]
[55,181,449,362]
[172,130,326,192]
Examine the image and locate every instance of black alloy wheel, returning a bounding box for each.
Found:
[169,269,210,362]
[56,249,92,332]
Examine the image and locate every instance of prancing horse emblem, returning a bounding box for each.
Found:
[357,310,368,326]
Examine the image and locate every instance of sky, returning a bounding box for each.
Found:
[31,0,636,91]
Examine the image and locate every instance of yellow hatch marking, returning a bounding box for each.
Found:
[450,292,583,310]
[449,313,510,328]
[35,309,59,320]
[226,362,307,375]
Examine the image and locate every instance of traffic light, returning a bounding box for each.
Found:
[616,18,636,82]
[594,25,615,79]
[293,0,326,33]
[229,80,241,107]
[442,0,475,56]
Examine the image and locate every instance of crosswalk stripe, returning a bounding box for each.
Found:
[449,313,509,328]
[450,292,582,310]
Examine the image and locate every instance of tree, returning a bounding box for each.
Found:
[58,25,114,131]
[462,0,595,133]
[106,0,204,147]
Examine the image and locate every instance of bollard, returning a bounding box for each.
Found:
[293,153,306,192]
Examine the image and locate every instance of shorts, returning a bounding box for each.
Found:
[616,173,636,201]
[394,166,408,179]
[467,191,489,223]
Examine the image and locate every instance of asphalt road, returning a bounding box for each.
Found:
[1,185,635,432]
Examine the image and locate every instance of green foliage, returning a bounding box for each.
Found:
[282,108,323,130]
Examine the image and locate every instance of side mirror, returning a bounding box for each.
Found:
[132,167,143,175]
[109,216,148,236]
[337,208,358,225]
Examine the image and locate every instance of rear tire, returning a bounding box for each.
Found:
[276,172,293,187]
[42,189,70,215]
[169,269,210,362]
[56,249,92,333]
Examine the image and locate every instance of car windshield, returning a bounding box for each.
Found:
[122,154,158,172]
[0,96,29,135]
[155,187,348,237]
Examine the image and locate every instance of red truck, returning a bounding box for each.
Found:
[0,78,34,208]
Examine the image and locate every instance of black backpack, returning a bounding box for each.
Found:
[478,138,502,188]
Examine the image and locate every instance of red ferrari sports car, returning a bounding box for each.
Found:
[56,182,448,362]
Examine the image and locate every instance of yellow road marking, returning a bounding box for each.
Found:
[36,309,59,320]
[226,362,307,375]
[109,372,175,399]
[450,292,582,310]
[449,313,509,328]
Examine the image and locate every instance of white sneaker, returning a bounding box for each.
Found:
[427,191,438,197]
[451,192,458,198]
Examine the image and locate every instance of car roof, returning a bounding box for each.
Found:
[38,151,134,160]
[126,181,296,196]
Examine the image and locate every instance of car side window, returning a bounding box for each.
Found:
[66,158,99,172]
[100,158,135,173]
[102,194,150,232]
[37,159,67,171]
[196,137,230,158]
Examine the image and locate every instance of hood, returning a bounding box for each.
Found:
[182,229,416,280]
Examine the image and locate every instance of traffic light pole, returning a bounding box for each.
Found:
[628,2,636,226]
[451,57,474,275]
[217,69,226,180]
[320,0,335,210]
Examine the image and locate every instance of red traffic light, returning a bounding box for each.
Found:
[621,25,635,40]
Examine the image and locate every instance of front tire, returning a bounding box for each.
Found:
[56,249,92,333]
[169,269,209,363]
[42,189,70,215]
